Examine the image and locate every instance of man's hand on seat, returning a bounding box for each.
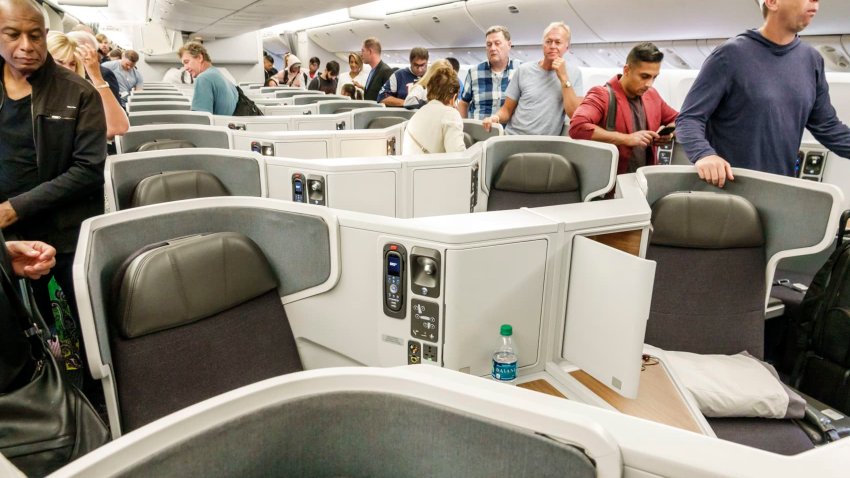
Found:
[695,155,734,188]
[622,130,659,148]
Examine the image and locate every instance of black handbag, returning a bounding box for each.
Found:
[0,262,110,477]
[232,85,264,116]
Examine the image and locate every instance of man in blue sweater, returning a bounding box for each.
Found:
[677,0,850,187]
[179,41,238,116]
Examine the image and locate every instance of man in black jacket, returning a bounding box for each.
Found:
[0,0,107,322]
[360,37,394,102]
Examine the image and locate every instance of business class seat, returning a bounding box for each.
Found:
[130,170,230,207]
[487,153,582,210]
[76,199,333,437]
[481,137,617,210]
[126,101,192,113]
[107,232,303,433]
[129,111,214,127]
[353,108,415,130]
[639,167,845,455]
[106,149,264,211]
[49,368,617,478]
[292,94,347,105]
[317,100,379,115]
[462,120,502,148]
[116,125,231,154]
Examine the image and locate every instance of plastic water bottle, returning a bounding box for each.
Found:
[492,324,517,385]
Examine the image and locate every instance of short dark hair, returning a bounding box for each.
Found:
[326,60,340,76]
[626,42,664,66]
[410,47,429,63]
[309,56,320,66]
[445,57,460,72]
[123,49,140,63]
[363,37,382,54]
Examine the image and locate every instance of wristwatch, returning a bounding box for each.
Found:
[562,80,572,89]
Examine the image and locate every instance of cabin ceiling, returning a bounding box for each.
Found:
[151,0,366,39]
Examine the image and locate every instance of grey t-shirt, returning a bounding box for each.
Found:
[504,60,583,136]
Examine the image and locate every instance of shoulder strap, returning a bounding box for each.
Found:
[407,130,431,154]
[0,261,45,356]
[605,83,617,132]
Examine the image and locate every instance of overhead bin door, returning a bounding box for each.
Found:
[465,0,601,45]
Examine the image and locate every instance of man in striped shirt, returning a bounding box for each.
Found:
[458,25,519,120]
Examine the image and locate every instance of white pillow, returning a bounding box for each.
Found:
[665,351,805,419]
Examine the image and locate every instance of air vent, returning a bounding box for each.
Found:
[662,48,692,69]
[384,23,391,29]
[508,5,519,14]
[819,45,850,71]
[432,16,440,23]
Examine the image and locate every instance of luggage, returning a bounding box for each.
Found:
[791,210,850,414]
[232,85,263,116]
[0,260,110,476]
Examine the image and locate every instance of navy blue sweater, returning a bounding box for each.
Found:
[677,30,850,176]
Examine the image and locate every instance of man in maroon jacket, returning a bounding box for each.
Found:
[569,42,678,174]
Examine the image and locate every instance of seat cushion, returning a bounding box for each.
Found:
[651,191,765,249]
[493,153,579,193]
[646,245,767,357]
[367,116,406,129]
[112,289,303,432]
[708,417,814,455]
[114,232,278,338]
[130,170,231,207]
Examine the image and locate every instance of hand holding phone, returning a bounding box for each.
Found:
[657,124,676,136]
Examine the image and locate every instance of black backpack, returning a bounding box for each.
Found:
[791,210,850,414]
[232,85,263,117]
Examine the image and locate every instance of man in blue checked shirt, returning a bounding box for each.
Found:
[458,25,519,120]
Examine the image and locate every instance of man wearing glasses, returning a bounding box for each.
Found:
[484,22,583,136]
[378,47,429,107]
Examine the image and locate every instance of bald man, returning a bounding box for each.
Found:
[0,0,106,327]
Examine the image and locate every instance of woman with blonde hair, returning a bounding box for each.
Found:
[47,31,85,77]
[402,66,466,154]
[336,52,368,97]
[403,59,452,109]
[49,31,129,139]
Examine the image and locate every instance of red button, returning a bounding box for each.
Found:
[389,245,398,251]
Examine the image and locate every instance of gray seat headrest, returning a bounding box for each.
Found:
[130,170,230,208]
[136,139,197,152]
[493,153,579,193]
[367,116,406,129]
[463,132,474,148]
[114,232,279,339]
[651,191,765,249]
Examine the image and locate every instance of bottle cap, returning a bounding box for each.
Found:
[500,324,512,336]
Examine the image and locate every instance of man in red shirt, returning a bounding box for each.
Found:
[569,42,678,174]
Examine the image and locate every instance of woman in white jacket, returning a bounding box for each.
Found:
[402,64,466,155]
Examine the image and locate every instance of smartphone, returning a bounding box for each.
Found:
[657,125,676,136]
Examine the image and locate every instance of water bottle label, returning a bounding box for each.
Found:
[492,360,517,381]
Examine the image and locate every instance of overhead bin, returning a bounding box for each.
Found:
[567,0,760,42]
[309,18,432,55]
[465,0,602,45]
[404,3,484,48]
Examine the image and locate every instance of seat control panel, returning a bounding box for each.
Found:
[383,243,406,319]
[411,299,439,343]
[798,148,827,181]
[291,173,305,203]
[251,141,275,156]
[306,175,326,205]
[656,139,674,166]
